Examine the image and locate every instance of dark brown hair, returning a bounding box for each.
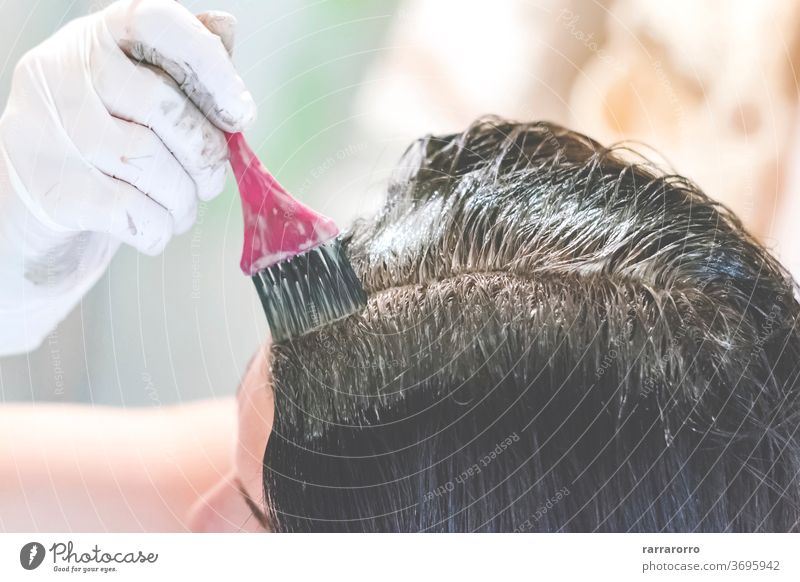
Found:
[263,118,800,532]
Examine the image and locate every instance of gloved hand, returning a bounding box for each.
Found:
[0,0,256,355]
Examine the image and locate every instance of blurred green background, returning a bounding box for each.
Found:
[0,0,398,406]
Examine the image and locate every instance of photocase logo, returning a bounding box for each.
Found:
[20,542,46,570]
[16,540,158,574]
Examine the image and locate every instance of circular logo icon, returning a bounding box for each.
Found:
[20,542,46,570]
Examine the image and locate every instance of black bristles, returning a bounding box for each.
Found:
[252,238,367,343]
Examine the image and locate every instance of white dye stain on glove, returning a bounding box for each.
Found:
[0,0,256,354]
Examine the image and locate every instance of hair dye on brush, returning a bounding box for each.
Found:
[226,132,367,342]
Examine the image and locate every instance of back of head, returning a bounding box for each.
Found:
[264,118,800,532]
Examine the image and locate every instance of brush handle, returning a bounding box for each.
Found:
[225,132,340,275]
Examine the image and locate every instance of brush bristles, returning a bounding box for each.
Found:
[252,238,367,343]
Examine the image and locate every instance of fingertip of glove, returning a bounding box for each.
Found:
[214,90,257,133]
[197,11,238,55]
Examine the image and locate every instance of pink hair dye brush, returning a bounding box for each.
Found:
[226,132,367,342]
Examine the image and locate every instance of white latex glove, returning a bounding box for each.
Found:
[0,0,256,355]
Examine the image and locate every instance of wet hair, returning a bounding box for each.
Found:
[262,118,800,532]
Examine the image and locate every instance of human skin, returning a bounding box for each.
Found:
[187,342,273,532]
[0,342,273,532]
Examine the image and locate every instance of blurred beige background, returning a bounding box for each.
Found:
[2,0,799,406]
